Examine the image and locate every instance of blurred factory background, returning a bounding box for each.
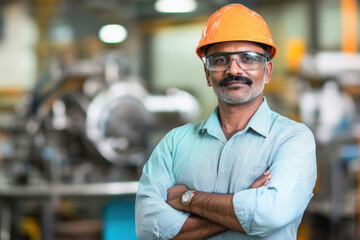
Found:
[0,0,359,239]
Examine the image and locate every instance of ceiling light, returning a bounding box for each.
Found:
[155,0,197,13]
[99,24,128,44]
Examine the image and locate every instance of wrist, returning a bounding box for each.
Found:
[182,190,196,212]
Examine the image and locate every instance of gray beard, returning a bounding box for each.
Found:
[211,78,265,104]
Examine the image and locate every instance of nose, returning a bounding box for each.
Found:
[228,58,244,75]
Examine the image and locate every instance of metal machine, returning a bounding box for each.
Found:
[1,51,200,185]
[0,51,200,240]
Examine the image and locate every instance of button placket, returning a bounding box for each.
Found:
[214,135,243,193]
[220,143,231,173]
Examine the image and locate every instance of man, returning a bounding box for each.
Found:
[135,4,317,240]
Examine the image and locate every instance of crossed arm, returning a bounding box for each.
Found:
[135,126,317,239]
[166,171,271,240]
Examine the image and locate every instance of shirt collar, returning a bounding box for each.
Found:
[198,97,273,138]
[198,107,226,142]
[247,98,273,137]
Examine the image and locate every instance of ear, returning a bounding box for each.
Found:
[265,61,273,84]
[204,64,212,86]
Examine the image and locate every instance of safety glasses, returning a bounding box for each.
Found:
[203,51,269,72]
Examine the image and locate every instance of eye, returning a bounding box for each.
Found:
[211,56,229,65]
[241,54,258,63]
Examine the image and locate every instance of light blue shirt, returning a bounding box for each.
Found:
[135,98,317,239]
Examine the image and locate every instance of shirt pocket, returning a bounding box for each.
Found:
[233,165,269,192]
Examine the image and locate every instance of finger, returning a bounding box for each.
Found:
[263,174,271,180]
[262,179,269,186]
[250,172,272,188]
[259,177,269,185]
[250,177,267,188]
[256,179,270,188]
[258,173,271,182]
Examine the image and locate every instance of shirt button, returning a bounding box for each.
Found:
[226,146,230,151]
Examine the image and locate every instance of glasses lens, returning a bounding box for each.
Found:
[239,53,267,70]
[206,55,230,71]
[205,51,267,71]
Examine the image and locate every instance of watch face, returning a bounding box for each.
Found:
[182,190,192,202]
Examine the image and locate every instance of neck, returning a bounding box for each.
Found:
[218,94,263,140]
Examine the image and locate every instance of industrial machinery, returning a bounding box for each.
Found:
[0,51,200,240]
[298,51,360,239]
[1,51,200,184]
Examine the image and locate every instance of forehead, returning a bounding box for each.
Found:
[206,41,265,56]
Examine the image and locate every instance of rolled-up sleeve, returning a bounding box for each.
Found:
[135,131,190,240]
[233,124,317,236]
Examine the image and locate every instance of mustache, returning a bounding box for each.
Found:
[219,75,253,87]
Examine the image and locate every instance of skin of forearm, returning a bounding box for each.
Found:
[167,171,270,237]
[187,171,270,231]
[170,215,226,240]
[190,191,246,233]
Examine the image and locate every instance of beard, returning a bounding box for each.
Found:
[210,75,266,104]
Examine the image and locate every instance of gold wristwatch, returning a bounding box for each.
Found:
[181,190,195,212]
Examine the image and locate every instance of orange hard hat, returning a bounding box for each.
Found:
[196,4,277,60]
